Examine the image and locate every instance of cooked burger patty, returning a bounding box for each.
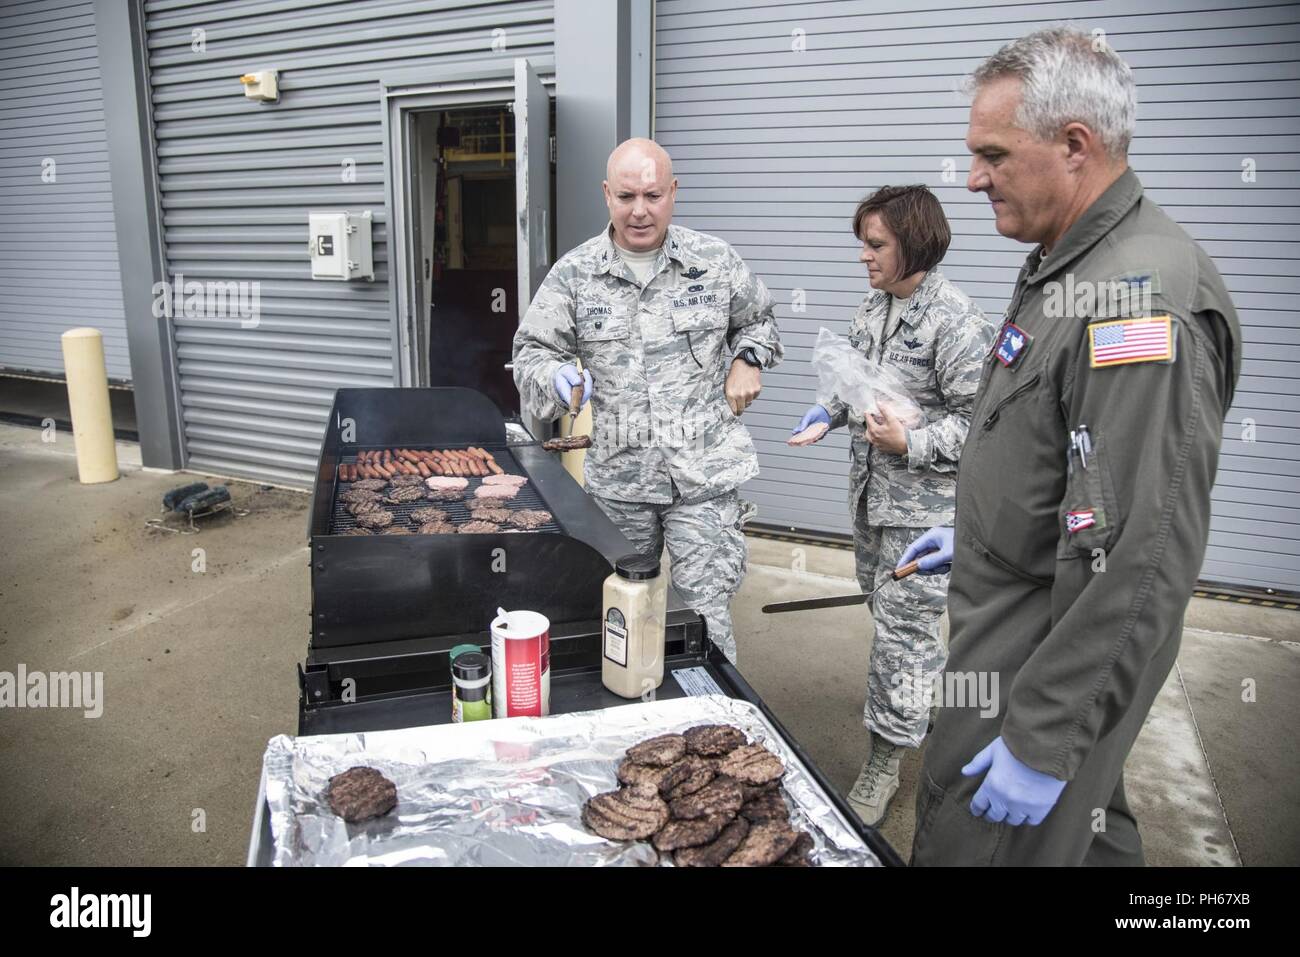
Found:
[669,774,744,821]
[582,784,669,841]
[384,485,425,504]
[739,790,790,824]
[388,474,426,487]
[508,509,552,529]
[409,507,449,525]
[652,813,732,852]
[626,734,687,768]
[424,487,464,502]
[326,766,397,823]
[683,724,748,757]
[658,755,716,800]
[542,435,592,451]
[349,478,387,492]
[717,744,785,785]
[457,519,501,534]
[346,499,385,516]
[616,760,670,789]
[674,816,750,868]
[467,505,512,523]
[775,830,814,867]
[740,779,781,803]
[416,520,457,535]
[721,820,799,867]
[355,510,394,529]
[339,488,383,505]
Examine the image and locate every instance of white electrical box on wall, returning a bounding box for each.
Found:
[308,210,374,281]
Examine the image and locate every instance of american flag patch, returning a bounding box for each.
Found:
[1088,315,1174,368]
[1066,510,1096,533]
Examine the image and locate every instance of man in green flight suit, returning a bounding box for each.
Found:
[901,27,1242,865]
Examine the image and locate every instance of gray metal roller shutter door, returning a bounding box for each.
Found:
[142,0,554,486]
[655,0,1300,594]
[0,0,130,380]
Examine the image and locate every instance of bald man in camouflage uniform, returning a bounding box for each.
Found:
[513,139,782,664]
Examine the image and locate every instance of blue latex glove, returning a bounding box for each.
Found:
[898,526,954,575]
[962,736,1067,826]
[552,364,593,411]
[791,404,831,437]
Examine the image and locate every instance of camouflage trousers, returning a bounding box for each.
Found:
[854,505,950,748]
[593,490,748,664]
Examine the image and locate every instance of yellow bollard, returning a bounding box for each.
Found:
[60,327,120,484]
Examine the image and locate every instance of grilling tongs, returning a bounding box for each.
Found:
[761,560,920,614]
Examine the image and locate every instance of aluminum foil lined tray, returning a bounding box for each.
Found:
[262,695,880,867]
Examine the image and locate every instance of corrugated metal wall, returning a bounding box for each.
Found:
[655,0,1300,593]
[0,0,130,380]
[141,0,554,485]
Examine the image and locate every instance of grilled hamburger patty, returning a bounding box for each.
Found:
[326,766,397,823]
[457,519,501,534]
[658,755,716,800]
[388,474,425,486]
[346,499,385,516]
[409,507,449,525]
[384,485,425,504]
[739,790,790,824]
[542,435,591,452]
[721,820,799,867]
[349,478,387,492]
[616,760,670,790]
[582,784,670,841]
[717,744,785,785]
[626,734,687,768]
[508,509,552,529]
[339,488,383,505]
[467,505,512,523]
[740,779,781,803]
[674,816,751,868]
[355,510,394,529]
[423,487,464,502]
[684,724,748,757]
[775,830,814,867]
[652,813,732,852]
[416,520,457,535]
[669,774,744,821]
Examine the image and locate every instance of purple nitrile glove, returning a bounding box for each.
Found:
[962,736,1067,826]
[899,526,954,575]
[552,364,593,409]
[791,404,831,436]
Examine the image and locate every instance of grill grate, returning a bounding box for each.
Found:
[328,445,564,536]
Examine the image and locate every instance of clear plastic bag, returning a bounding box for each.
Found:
[812,327,925,427]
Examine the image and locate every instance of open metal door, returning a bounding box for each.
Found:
[515,58,552,321]
[514,58,553,441]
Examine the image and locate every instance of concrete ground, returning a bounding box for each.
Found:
[0,423,1296,866]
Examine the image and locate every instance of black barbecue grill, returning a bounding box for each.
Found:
[301,387,707,720]
[258,386,902,867]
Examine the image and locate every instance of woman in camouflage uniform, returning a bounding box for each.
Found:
[790,186,995,826]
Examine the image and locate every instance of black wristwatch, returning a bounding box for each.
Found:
[737,347,762,368]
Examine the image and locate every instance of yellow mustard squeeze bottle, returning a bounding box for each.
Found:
[601,554,668,698]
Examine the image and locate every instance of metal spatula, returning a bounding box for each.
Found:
[761,560,920,614]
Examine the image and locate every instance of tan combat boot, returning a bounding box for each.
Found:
[846,734,903,827]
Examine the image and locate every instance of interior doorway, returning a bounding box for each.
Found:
[383,59,555,428]
[413,103,555,418]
